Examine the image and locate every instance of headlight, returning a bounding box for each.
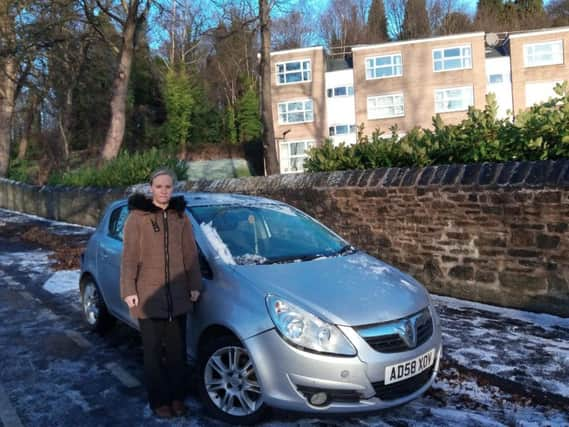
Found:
[265,294,357,356]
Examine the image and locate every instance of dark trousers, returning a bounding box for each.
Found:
[139,315,187,409]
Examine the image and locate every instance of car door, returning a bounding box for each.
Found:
[97,203,131,322]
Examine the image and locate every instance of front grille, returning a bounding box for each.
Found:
[372,366,434,401]
[359,309,434,353]
[296,385,362,404]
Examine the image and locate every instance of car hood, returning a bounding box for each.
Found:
[231,252,429,326]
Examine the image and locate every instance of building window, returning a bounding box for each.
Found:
[433,45,472,72]
[278,99,314,124]
[365,54,402,79]
[327,86,354,97]
[276,60,311,85]
[367,94,405,119]
[435,86,474,113]
[279,140,314,173]
[329,124,357,136]
[488,74,505,84]
[525,80,563,107]
[524,41,564,67]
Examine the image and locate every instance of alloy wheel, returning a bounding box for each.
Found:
[204,345,263,416]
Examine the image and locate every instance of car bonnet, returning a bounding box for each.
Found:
[231,251,430,327]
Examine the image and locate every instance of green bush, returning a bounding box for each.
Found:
[306,83,569,172]
[48,148,188,188]
[7,159,39,183]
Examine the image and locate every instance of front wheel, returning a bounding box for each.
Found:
[198,336,269,424]
[81,278,115,333]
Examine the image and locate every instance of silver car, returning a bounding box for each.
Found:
[80,192,442,424]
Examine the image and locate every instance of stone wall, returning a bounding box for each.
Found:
[0,178,125,227]
[1,159,568,316]
[186,160,569,316]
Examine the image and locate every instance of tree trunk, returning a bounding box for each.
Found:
[259,0,279,175]
[0,4,17,177]
[0,61,16,176]
[17,95,38,160]
[100,8,138,162]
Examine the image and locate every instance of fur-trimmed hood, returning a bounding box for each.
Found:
[127,193,186,214]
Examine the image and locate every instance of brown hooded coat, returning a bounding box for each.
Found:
[120,193,202,319]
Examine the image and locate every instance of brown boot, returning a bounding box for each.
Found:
[152,405,174,419]
[171,400,188,417]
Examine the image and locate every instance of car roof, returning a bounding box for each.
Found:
[184,192,283,207]
[107,192,285,211]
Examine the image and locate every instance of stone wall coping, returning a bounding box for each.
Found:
[2,159,567,194]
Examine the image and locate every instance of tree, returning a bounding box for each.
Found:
[259,0,279,174]
[436,11,472,34]
[517,0,549,29]
[0,0,73,176]
[162,67,193,155]
[320,0,370,50]
[401,0,431,40]
[236,81,262,143]
[0,2,18,176]
[272,11,311,50]
[547,0,569,26]
[367,0,389,43]
[429,0,472,35]
[84,0,152,162]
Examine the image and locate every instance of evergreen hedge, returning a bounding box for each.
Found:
[305,82,569,172]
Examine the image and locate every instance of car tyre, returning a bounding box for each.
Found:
[81,278,115,333]
[198,335,269,425]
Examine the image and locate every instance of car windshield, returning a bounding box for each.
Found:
[189,203,351,265]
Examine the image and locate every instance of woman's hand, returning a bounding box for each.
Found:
[124,294,139,308]
[190,290,200,302]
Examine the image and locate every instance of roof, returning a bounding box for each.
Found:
[485,46,508,58]
[326,56,353,71]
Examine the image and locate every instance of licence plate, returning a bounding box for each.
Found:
[384,349,435,385]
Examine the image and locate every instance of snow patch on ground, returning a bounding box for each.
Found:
[0,250,51,272]
[433,294,569,331]
[43,270,80,294]
[0,208,94,234]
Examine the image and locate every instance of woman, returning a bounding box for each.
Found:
[120,168,202,419]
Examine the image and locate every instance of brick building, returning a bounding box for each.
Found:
[270,26,569,173]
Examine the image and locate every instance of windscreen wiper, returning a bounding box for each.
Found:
[336,245,357,256]
[261,253,323,265]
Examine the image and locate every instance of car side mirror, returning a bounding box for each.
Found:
[198,250,213,280]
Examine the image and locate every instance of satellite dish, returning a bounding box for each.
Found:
[485,33,499,47]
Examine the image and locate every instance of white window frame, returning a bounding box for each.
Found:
[367,93,405,120]
[279,140,314,174]
[327,85,354,97]
[524,40,564,67]
[434,86,474,113]
[277,99,314,124]
[275,59,312,85]
[525,80,564,107]
[488,73,505,84]
[433,45,472,72]
[365,54,403,80]
[329,124,357,136]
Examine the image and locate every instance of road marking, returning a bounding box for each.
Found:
[65,330,93,349]
[0,381,24,427]
[104,362,141,388]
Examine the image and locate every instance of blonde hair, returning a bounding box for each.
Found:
[149,168,177,185]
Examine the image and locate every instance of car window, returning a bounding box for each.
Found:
[108,205,129,241]
[189,204,346,265]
